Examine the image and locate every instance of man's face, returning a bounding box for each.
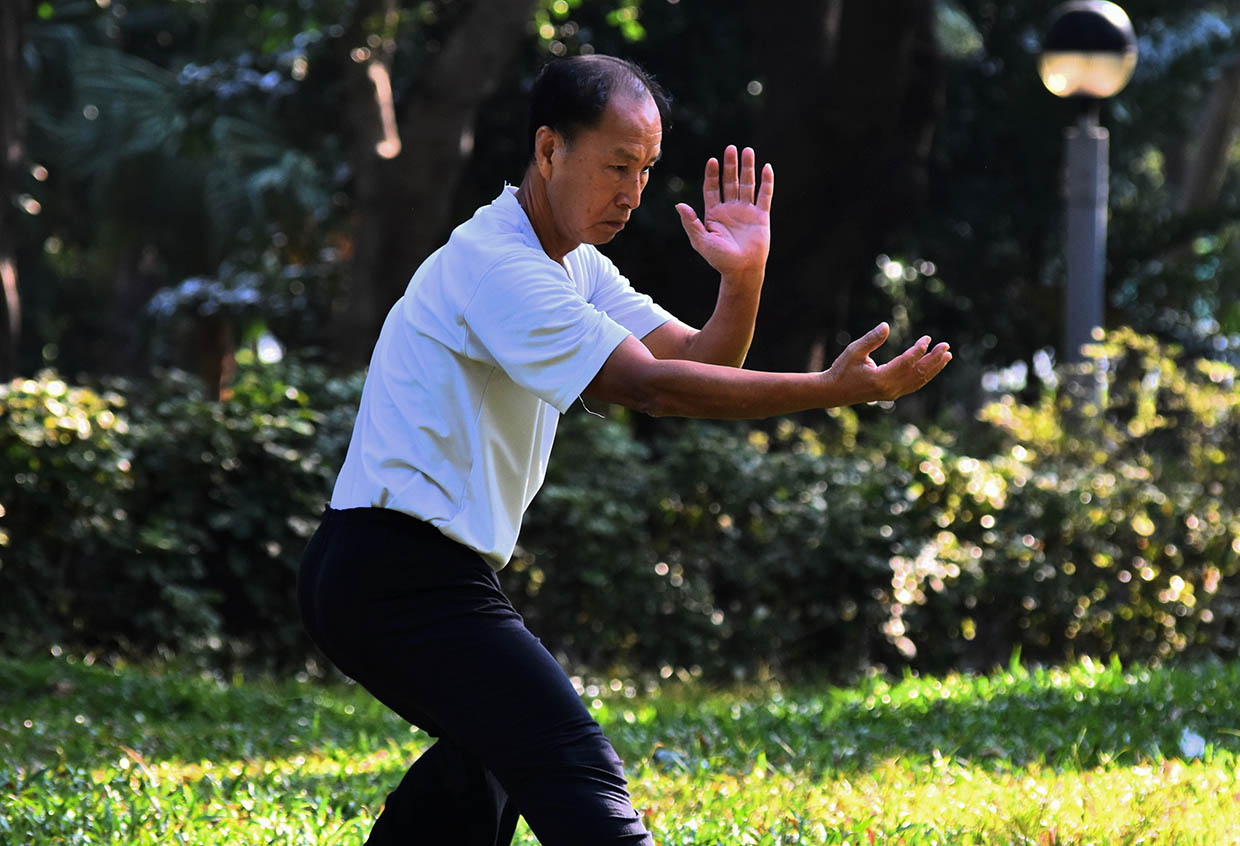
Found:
[543,93,662,250]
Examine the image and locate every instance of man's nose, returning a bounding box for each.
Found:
[617,176,643,210]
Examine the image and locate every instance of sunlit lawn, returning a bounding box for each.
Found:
[3,652,1240,844]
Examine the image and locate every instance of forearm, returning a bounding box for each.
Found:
[586,336,857,419]
[643,359,833,418]
[680,269,764,367]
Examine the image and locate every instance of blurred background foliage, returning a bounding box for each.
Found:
[1,0,1239,678]
[1,331,1237,679]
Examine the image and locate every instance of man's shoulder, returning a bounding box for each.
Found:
[447,192,547,270]
[566,242,622,290]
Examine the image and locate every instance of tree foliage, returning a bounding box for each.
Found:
[9,0,1240,382]
[5,1,1240,675]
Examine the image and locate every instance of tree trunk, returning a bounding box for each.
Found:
[331,0,400,366]
[337,0,537,366]
[1178,56,1240,213]
[0,0,28,380]
[197,312,236,402]
[102,244,164,377]
[746,0,942,371]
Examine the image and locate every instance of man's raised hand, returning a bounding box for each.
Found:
[675,145,774,280]
[824,323,953,405]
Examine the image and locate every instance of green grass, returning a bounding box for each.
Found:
[4,652,1240,844]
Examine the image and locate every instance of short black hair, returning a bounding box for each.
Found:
[527,55,671,161]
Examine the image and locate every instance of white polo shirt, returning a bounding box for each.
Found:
[330,186,672,568]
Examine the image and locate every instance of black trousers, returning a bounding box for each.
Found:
[297,506,653,845]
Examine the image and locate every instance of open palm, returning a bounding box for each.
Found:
[675,145,774,279]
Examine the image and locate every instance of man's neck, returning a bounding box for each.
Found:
[515,169,574,264]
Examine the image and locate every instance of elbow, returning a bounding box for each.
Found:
[622,367,688,418]
[627,377,677,418]
[585,361,677,418]
[643,398,676,418]
[585,340,702,418]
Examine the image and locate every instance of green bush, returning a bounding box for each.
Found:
[639,414,909,677]
[507,409,987,679]
[121,359,362,659]
[503,413,667,672]
[507,329,1240,678]
[0,373,134,649]
[0,357,362,663]
[3,329,1237,679]
[890,328,1240,670]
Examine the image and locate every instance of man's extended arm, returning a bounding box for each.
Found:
[615,143,951,415]
[586,321,952,419]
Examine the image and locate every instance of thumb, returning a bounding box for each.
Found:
[675,203,707,247]
[847,322,890,357]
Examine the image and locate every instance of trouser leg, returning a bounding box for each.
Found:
[297,507,653,846]
[364,738,519,846]
[374,615,650,845]
[299,510,516,844]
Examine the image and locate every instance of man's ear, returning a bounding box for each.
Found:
[533,126,561,180]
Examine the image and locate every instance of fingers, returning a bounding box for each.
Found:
[702,146,771,211]
[740,147,757,204]
[917,342,953,382]
[893,338,952,393]
[757,162,774,213]
[702,156,720,211]
[892,335,931,366]
[722,145,739,203]
[905,338,950,368]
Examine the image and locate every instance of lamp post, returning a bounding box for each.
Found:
[1038,1,1138,364]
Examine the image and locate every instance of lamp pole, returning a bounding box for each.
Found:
[1063,102,1109,365]
[1039,1,1138,364]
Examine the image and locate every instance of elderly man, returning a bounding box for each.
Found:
[298,54,950,845]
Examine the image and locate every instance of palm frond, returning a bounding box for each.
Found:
[64,46,181,177]
[205,164,259,253]
[73,45,178,102]
[210,115,288,168]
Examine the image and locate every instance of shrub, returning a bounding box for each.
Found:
[887,328,1240,670]
[509,409,963,679]
[508,330,1240,679]
[121,358,362,659]
[503,412,666,672]
[641,414,908,678]
[3,329,1236,680]
[0,358,362,663]
[0,373,134,649]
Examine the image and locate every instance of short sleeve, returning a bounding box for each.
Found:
[464,254,631,413]
[581,247,674,339]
